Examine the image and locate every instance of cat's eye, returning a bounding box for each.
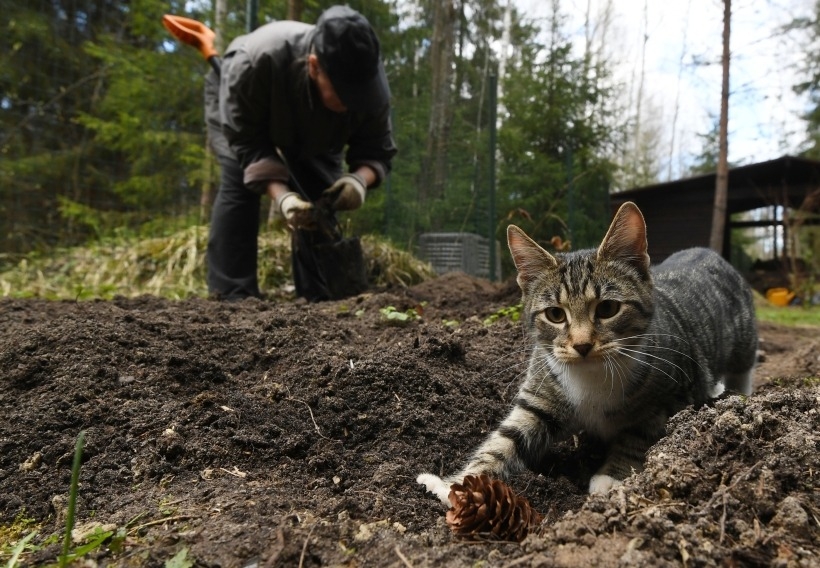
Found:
[544,307,566,324]
[595,300,621,319]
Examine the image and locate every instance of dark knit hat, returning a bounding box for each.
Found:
[312,5,390,112]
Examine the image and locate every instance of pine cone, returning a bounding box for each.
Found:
[445,474,543,542]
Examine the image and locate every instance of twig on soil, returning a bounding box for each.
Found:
[285,387,338,442]
[128,515,194,535]
[394,545,414,568]
[289,396,335,441]
[298,524,316,568]
[702,460,764,513]
[220,466,248,478]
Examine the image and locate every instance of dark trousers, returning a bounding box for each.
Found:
[207,156,262,300]
[207,154,340,302]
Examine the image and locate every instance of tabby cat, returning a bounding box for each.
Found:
[418,201,757,503]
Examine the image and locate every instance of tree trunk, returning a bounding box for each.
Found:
[287,0,304,22]
[710,0,731,254]
[215,0,227,53]
[421,0,456,206]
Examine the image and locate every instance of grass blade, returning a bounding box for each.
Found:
[59,431,86,567]
[5,531,37,568]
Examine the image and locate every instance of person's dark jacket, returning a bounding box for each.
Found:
[204,20,397,195]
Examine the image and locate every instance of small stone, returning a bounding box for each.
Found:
[770,496,809,538]
[19,452,42,472]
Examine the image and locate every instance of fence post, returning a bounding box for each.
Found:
[246,0,258,32]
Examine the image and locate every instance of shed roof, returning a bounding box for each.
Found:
[615,155,820,211]
[609,155,820,263]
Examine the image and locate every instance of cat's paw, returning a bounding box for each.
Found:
[589,474,621,494]
[416,473,451,505]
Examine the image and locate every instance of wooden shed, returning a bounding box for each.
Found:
[610,155,820,264]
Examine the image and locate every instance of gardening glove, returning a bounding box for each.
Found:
[276,192,316,230]
[322,173,367,211]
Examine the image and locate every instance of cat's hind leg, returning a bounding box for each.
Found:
[720,333,757,396]
[719,367,754,396]
[710,367,754,398]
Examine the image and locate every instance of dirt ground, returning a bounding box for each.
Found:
[1,271,818,567]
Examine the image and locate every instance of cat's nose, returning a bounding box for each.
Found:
[574,343,593,357]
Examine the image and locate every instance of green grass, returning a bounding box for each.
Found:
[0,432,168,567]
[755,304,820,327]
[751,289,819,327]
[0,512,41,567]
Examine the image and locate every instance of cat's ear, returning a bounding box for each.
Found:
[507,225,558,288]
[597,202,650,273]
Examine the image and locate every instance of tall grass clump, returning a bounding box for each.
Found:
[0,226,435,300]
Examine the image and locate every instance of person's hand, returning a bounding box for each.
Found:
[276,192,315,229]
[323,173,367,211]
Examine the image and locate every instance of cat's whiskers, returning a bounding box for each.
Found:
[615,345,692,380]
[488,350,530,376]
[483,343,536,395]
[613,333,707,372]
[604,352,628,402]
[615,348,681,384]
[532,352,559,395]
[618,332,690,344]
[502,361,540,398]
[616,356,631,400]
[617,342,708,375]
[608,334,696,380]
[501,368,530,397]
[619,345,705,377]
[603,354,616,399]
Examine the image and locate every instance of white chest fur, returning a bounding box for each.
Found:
[549,355,636,440]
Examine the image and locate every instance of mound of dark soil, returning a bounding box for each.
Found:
[0,272,818,567]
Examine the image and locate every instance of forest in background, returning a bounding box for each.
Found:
[2,0,820,277]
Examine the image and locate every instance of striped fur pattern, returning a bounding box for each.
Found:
[418,202,758,504]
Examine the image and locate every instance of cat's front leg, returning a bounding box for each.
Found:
[418,400,558,505]
[416,429,524,505]
[415,473,452,504]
